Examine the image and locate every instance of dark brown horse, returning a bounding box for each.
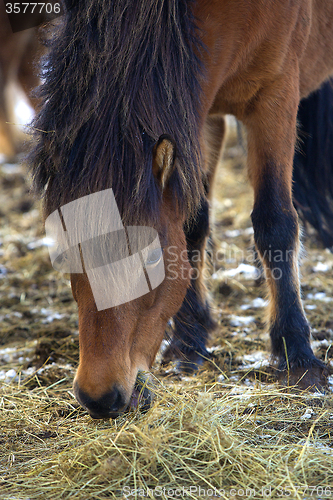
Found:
[29,0,333,419]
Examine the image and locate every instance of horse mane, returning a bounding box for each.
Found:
[29,0,204,225]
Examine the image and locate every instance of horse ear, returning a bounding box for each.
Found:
[152,135,176,190]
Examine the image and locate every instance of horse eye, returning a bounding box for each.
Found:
[145,247,163,267]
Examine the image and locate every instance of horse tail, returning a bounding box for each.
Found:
[293,79,333,249]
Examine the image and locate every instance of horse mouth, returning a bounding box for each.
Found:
[74,371,153,419]
[89,379,152,419]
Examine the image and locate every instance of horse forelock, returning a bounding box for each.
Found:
[29,0,205,226]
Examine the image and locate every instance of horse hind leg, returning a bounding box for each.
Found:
[293,78,333,249]
[18,30,43,110]
[162,115,226,372]
[0,67,16,161]
[0,25,37,161]
[244,66,328,390]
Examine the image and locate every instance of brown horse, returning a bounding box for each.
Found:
[30,0,333,419]
[0,3,45,160]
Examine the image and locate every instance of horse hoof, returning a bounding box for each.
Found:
[162,344,210,374]
[278,365,329,392]
[175,355,207,374]
[129,372,154,413]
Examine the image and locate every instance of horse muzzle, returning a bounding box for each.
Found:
[74,371,153,419]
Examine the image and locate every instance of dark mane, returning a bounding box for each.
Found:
[29,0,204,225]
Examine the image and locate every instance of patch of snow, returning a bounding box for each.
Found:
[238,351,270,370]
[313,262,331,272]
[311,339,329,350]
[301,408,315,420]
[305,304,317,310]
[11,312,23,319]
[0,369,17,382]
[230,315,256,327]
[0,265,8,277]
[27,237,55,250]
[225,229,241,238]
[218,263,260,280]
[241,298,267,310]
[307,292,333,303]
[1,164,24,175]
[206,346,220,353]
[41,312,66,324]
[224,227,254,238]
[243,227,254,236]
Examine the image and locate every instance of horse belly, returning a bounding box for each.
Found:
[196,0,308,119]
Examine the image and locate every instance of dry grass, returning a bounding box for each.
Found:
[1,374,333,500]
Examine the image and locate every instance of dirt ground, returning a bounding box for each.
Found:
[1,122,333,498]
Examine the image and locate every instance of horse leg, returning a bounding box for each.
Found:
[18,31,42,109]
[0,81,15,160]
[162,115,226,372]
[0,18,36,160]
[292,79,333,249]
[243,67,327,389]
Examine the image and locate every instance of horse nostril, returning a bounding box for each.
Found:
[74,383,127,419]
